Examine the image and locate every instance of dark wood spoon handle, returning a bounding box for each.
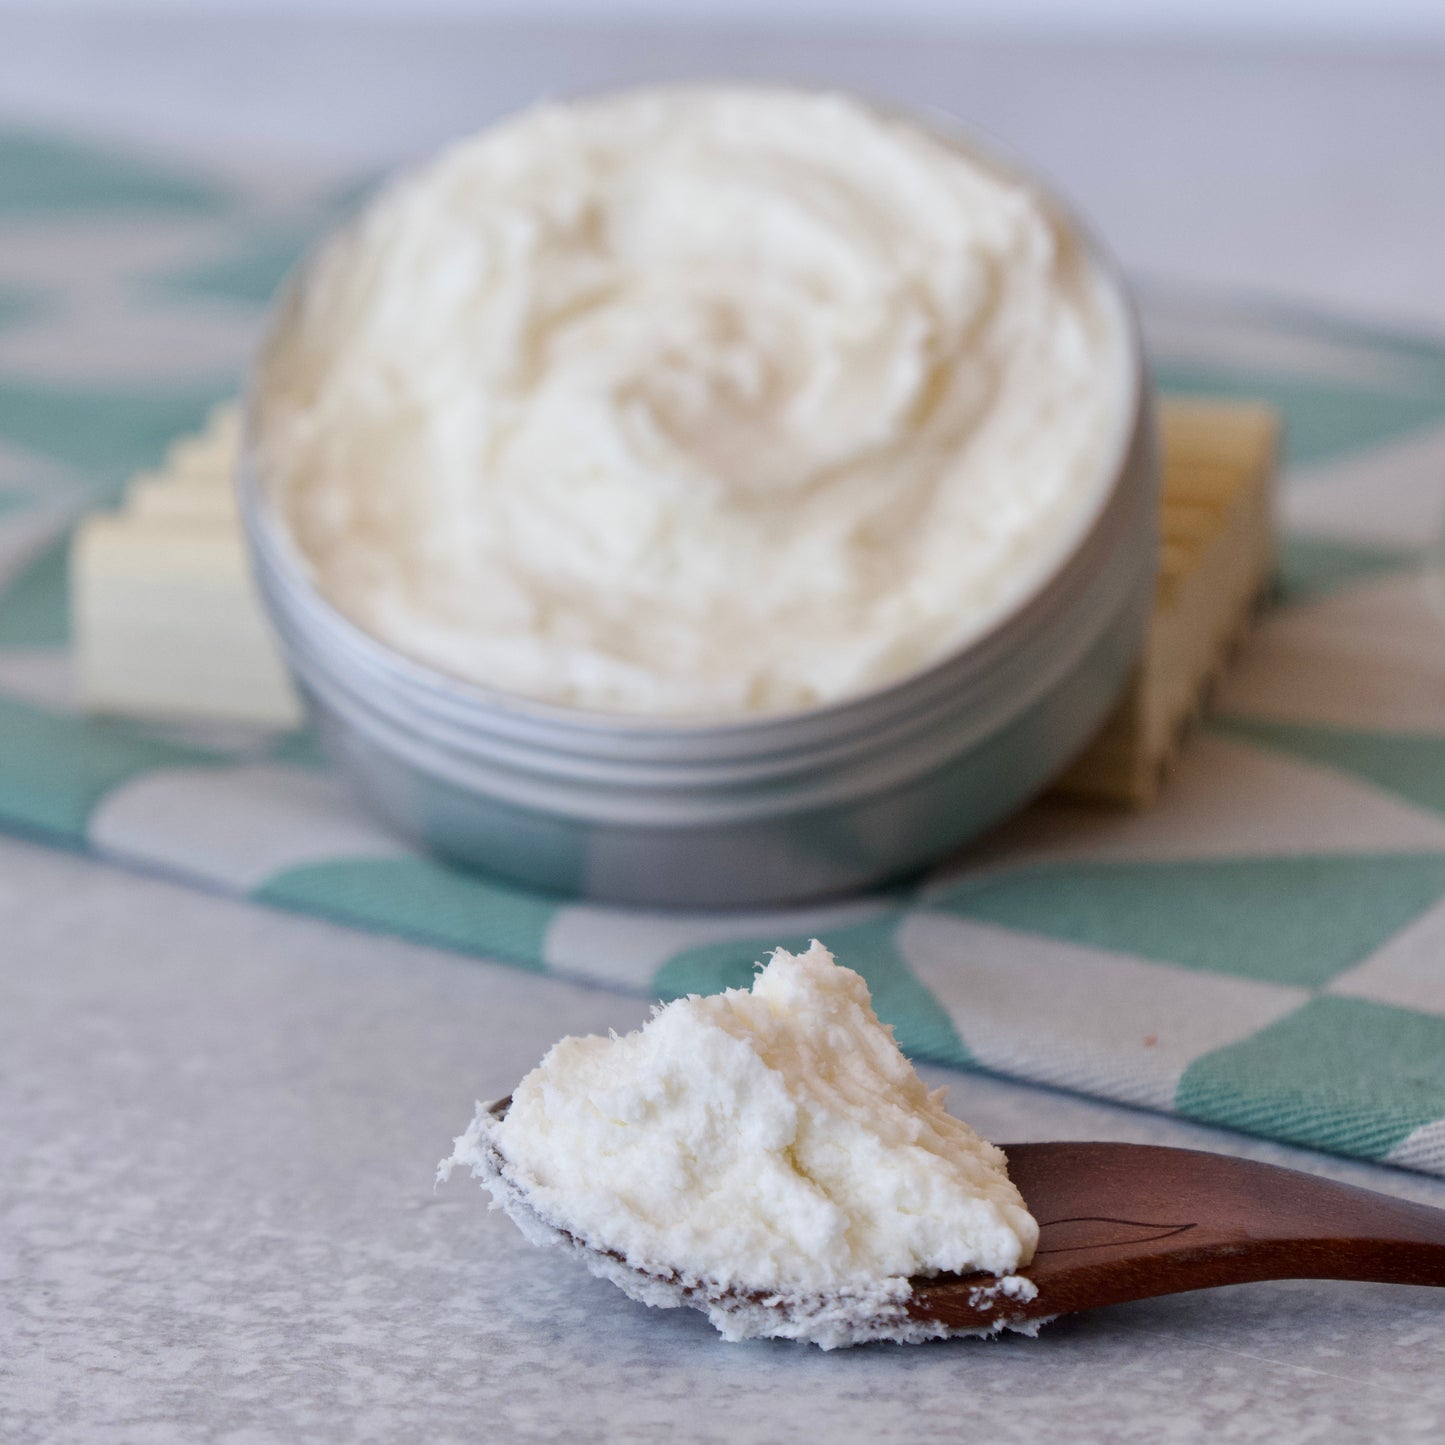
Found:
[912,1142,1445,1330]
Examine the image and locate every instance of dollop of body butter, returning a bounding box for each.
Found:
[256,84,1128,717]
[441,942,1040,1347]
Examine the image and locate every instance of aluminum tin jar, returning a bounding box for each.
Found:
[238,103,1158,909]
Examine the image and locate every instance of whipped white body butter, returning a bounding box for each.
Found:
[256,85,1129,718]
[441,942,1039,1348]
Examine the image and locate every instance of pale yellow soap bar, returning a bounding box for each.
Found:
[1052,399,1280,807]
[71,405,303,728]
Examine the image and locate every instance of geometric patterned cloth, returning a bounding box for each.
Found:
[4,125,1445,1177]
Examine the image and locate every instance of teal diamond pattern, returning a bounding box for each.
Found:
[0,379,233,477]
[256,856,555,972]
[154,225,315,309]
[1276,533,1417,605]
[0,693,223,843]
[1155,360,1445,467]
[1177,996,1445,1160]
[0,128,227,216]
[0,282,48,332]
[1216,719,1445,820]
[933,856,1445,989]
[0,531,70,645]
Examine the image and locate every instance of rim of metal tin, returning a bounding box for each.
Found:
[268,538,1153,827]
[237,85,1151,762]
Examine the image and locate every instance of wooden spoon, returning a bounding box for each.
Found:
[480,1101,1445,1331]
[911,1141,1445,1331]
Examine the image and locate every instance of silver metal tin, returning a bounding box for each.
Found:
[238,109,1158,909]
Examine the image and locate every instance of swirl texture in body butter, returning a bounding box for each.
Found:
[256,85,1128,717]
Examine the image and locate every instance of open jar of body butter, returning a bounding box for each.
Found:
[239,84,1156,907]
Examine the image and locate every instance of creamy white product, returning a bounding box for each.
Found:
[257,84,1127,718]
[440,941,1040,1348]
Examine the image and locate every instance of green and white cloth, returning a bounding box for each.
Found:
[4,126,1445,1177]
